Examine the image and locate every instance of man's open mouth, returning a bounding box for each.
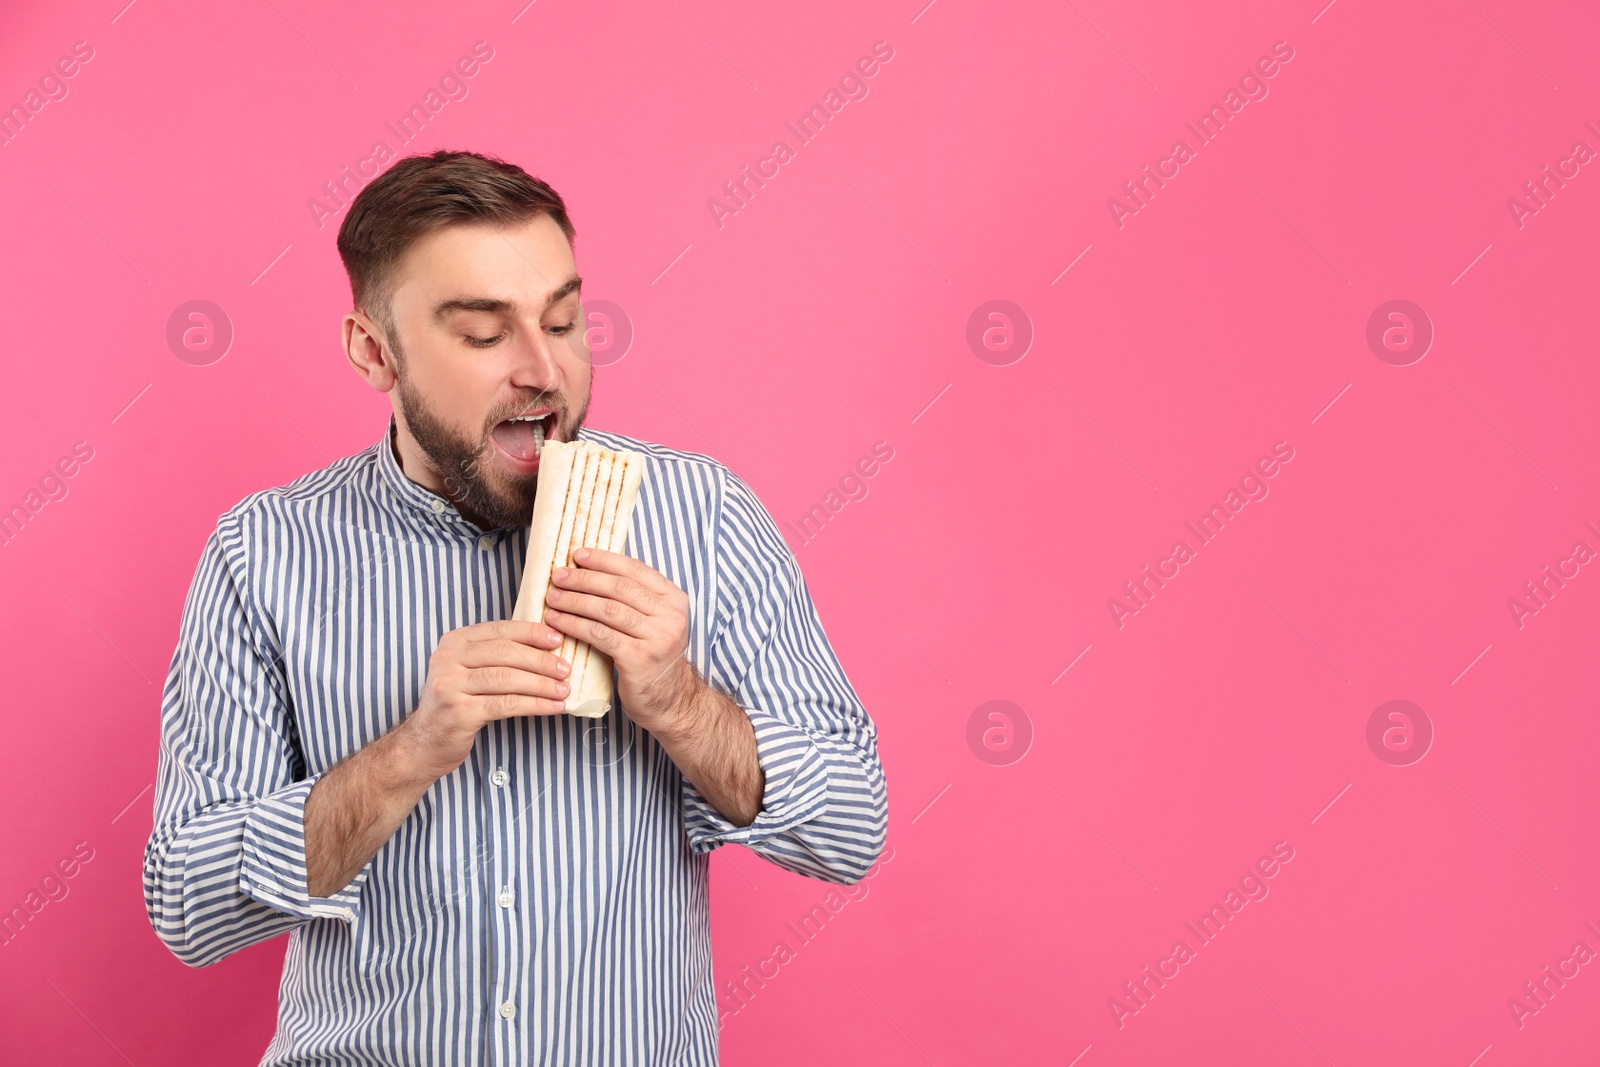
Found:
[489,410,558,464]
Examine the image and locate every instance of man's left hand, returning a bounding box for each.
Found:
[548,547,765,827]
[544,547,696,733]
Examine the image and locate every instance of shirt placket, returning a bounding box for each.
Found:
[484,716,526,1064]
[473,528,526,1065]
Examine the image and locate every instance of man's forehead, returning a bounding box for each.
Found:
[397,218,576,301]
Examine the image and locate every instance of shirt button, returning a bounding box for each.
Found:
[430,499,446,514]
[479,535,494,550]
[499,1001,516,1020]
[490,768,509,787]
[498,887,514,908]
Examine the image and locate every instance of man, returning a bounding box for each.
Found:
[142,150,888,1065]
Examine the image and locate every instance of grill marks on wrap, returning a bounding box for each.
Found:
[561,450,611,699]
[552,451,592,672]
[582,452,631,698]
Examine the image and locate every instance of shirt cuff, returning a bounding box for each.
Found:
[238,774,369,923]
[684,707,831,853]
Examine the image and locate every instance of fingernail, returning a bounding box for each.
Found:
[554,567,568,579]
[557,680,570,694]
[574,549,589,561]
[557,659,570,675]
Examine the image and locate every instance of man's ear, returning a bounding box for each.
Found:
[344,309,399,392]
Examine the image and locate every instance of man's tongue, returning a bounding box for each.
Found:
[491,419,544,461]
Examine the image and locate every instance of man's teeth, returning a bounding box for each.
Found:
[506,413,548,453]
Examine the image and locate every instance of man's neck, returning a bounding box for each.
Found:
[389,420,495,531]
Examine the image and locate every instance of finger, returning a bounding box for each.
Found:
[457,638,572,679]
[479,692,571,720]
[550,565,661,615]
[571,548,675,595]
[463,618,564,650]
[462,665,572,701]
[544,606,626,655]
[543,587,649,639]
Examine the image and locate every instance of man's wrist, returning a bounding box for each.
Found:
[645,659,711,747]
[304,722,435,900]
[374,718,442,803]
[635,660,765,828]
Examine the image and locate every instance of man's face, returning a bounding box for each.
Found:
[381,214,592,529]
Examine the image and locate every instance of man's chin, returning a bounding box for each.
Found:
[475,481,537,529]
[439,459,536,529]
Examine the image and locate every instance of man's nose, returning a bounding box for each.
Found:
[509,326,563,392]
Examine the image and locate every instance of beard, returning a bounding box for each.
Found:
[393,366,590,531]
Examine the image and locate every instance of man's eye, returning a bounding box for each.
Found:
[548,323,577,336]
[465,333,504,348]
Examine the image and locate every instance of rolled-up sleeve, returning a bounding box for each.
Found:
[682,473,888,883]
[142,511,371,968]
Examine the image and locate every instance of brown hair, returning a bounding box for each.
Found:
[336,149,576,342]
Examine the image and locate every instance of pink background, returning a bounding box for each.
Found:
[3,0,1599,1063]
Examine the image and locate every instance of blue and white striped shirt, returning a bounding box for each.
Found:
[143,418,887,1065]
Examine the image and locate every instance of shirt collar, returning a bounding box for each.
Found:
[374,415,514,542]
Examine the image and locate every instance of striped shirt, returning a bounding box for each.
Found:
[142,417,887,1065]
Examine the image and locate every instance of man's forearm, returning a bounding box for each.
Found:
[304,720,436,898]
[652,664,765,827]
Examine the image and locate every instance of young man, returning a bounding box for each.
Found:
[143,150,887,1065]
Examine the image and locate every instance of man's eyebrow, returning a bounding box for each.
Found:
[431,275,583,321]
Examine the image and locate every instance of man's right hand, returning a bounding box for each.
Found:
[304,620,570,898]
[398,619,573,784]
